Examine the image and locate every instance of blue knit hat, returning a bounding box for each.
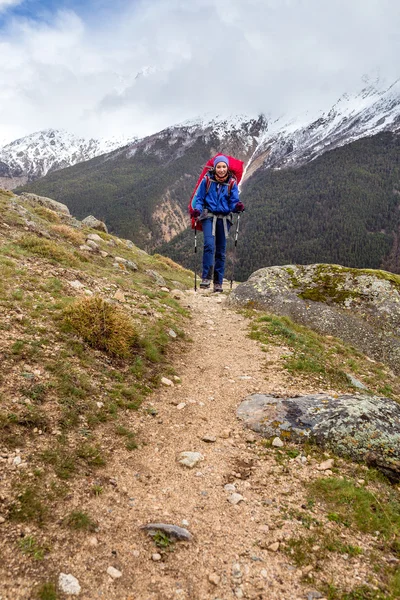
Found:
[213,155,229,168]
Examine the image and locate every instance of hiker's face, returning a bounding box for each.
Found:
[215,162,228,177]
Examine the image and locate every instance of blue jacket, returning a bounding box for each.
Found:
[193,173,240,215]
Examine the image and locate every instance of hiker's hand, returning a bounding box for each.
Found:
[234,202,245,213]
[192,209,201,218]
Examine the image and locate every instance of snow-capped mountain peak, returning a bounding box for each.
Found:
[252,78,400,170]
[0,129,136,189]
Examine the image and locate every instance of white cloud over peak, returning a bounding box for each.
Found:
[0,0,399,143]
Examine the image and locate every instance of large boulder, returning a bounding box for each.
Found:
[18,192,70,216]
[228,264,400,374]
[237,393,400,481]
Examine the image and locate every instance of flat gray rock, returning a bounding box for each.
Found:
[141,523,192,541]
[237,393,400,481]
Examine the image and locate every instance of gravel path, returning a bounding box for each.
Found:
[74,291,321,600]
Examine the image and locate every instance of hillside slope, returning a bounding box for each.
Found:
[1,190,400,599]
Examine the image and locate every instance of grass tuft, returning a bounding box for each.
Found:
[309,477,400,540]
[64,296,138,358]
[65,510,97,531]
[36,582,58,600]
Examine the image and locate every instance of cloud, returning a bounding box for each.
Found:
[0,0,400,143]
[0,0,23,11]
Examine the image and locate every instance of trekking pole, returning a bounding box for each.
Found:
[194,221,198,292]
[230,214,241,290]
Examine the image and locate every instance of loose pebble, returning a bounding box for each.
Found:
[202,435,217,443]
[178,452,204,469]
[58,573,81,595]
[224,484,236,492]
[161,377,174,387]
[228,493,245,505]
[268,542,280,552]
[152,553,162,561]
[208,573,221,585]
[88,536,98,546]
[272,437,284,448]
[107,566,122,579]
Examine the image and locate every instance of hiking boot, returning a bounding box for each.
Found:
[200,278,211,289]
[213,283,223,293]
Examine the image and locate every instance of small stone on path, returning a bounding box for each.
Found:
[161,377,174,387]
[107,566,122,579]
[58,573,81,595]
[202,435,217,443]
[268,542,280,552]
[142,523,192,541]
[178,452,204,469]
[272,437,284,447]
[228,493,245,505]
[168,329,177,338]
[152,553,162,561]
[208,573,221,585]
[306,592,324,600]
[0,516,5,524]
[177,403,186,410]
[224,484,236,492]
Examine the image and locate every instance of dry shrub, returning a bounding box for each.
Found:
[64,296,137,358]
[51,224,84,246]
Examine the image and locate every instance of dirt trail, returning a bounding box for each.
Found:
[65,290,322,600]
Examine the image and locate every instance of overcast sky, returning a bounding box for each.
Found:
[1,0,399,144]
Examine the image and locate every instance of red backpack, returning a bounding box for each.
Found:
[188,155,244,230]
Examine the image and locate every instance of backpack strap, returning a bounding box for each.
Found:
[228,177,236,198]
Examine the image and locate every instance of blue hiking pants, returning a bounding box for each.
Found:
[202,217,231,284]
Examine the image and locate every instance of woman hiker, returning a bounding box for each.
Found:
[191,155,245,293]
